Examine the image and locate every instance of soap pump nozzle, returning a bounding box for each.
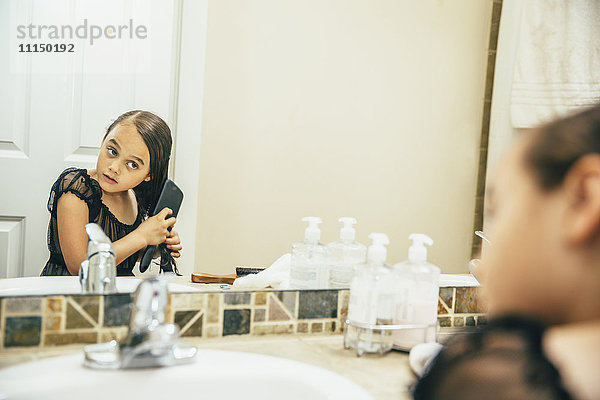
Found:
[339,217,357,241]
[367,232,390,264]
[302,216,322,243]
[408,233,434,263]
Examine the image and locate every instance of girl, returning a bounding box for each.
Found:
[414,104,600,399]
[41,110,182,277]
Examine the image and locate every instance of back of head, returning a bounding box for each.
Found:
[526,103,600,190]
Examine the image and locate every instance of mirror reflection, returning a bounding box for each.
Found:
[0,0,496,294]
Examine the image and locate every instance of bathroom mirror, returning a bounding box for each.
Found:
[194,0,495,284]
[0,0,497,292]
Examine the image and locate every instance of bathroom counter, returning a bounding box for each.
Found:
[0,335,415,399]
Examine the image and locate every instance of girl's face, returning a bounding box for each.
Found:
[481,135,576,323]
[96,123,151,193]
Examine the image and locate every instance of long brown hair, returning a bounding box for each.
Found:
[104,110,178,274]
[526,103,600,190]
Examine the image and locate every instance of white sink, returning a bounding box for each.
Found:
[0,276,199,296]
[439,274,479,287]
[0,349,373,400]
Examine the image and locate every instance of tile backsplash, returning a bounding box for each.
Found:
[0,287,485,350]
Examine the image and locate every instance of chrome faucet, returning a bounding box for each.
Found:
[79,223,117,294]
[83,275,197,369]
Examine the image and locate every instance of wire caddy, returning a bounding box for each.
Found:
[343,319,439,356]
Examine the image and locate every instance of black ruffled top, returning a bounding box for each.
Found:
[41,167,143,276]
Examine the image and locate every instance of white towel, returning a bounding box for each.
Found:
[232,253,291,290]
[510,0,600,128]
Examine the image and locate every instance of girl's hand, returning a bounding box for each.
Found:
[165,229,182,258]
[137,208,177,246]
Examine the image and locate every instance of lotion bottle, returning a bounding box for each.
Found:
[393,233,440,351]
[345,233,396,355]
[328,217,367,289]
[289,217,330,289]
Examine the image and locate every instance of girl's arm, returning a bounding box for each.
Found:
[56,193,90,275]
[57,195,176,274]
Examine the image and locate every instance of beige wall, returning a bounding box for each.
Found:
[195,0,493,274]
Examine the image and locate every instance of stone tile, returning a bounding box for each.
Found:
[311,322,323,333]
[70,296,100,323]
[174,310,199,331]
[253,309,265,322]
[297,322,309,333]
[276,291,297,317]
[325,321,336,333]
[224,293,251,305]
[439,288,454,310]
[298,291,338,319]
[254,292,267,306]
[339,291,349,322]
[46,297,64,313]
[181,314,203,337]
[4,297,42,314]
[206,294,220,323]
[4,316,42,347]
[186,293,206,308]
[268,295,291,321]
[170,293,205,309]
[66,302,94,329]
[223,309,250,336]
[437,299,449,316]
[103,294,132,327]
[45,315,62,331]
[100,329,127,343]
[454,317,464,327]
[438,317,452,328]
[170,294,189,309]
[44,332,98,346]
[455,288,483,313]
[252,324,294,335]
[206,325,220,338]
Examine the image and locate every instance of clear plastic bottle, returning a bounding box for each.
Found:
[345,233,396,356]
[328,217,367,289]
[289,217,330,289]
[393,233,440,351]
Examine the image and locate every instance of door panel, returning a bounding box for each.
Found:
[0,0,181,276]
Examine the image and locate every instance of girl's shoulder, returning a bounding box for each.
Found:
[47,167,102,215]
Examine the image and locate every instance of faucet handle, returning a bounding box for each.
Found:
[129,275,172,330]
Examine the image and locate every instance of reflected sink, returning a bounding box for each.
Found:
[0,276,199,296]
[439,274,479,287]
[0,349,373,400]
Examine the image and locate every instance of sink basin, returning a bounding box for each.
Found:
[439,274,479,287]
[0,349,373,400]
[0,276,199,297]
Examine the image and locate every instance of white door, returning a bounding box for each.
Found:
[0,0,205,277]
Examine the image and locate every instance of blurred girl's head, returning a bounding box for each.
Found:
[101,110,172,216]
[483,104,600,324]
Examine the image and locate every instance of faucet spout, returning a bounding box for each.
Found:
[80,223,117,294]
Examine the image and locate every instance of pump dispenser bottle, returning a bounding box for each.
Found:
[328,218,367,289]
[289,217,330,289]
[393,233,440,351]
[345,233,397,356]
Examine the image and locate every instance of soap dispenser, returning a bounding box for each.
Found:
[328,217,367,289]
[393,233,440,351]
[289,217,330,289]
[344,233,397,356]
